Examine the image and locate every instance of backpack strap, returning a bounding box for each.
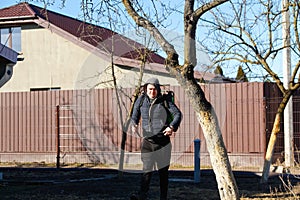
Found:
[162,91,174,109]
[164,97,169,109]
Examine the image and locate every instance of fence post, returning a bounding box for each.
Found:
[56,105,60,169]
[194,139,201,183]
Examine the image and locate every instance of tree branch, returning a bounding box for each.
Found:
[193,0,229,20]
[122,0,179,68]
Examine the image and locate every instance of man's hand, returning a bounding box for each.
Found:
[163,126,174,136]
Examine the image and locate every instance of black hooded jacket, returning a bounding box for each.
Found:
[131,93,182,138]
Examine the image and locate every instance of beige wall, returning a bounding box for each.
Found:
[0,24,178,92]
[1,24,93,92]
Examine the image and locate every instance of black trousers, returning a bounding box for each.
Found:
[139,136,172,200]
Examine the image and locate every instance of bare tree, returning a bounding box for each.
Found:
[199,0,300,183]
[122,0,239,199]
[42,0,239,198]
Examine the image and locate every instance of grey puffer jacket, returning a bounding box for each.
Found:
[131,93,182,138]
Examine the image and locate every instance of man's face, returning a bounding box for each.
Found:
[146,84,158,99]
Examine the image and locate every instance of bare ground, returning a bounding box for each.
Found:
[0,166,300,200]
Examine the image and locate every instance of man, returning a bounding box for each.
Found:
[130,77,182,200]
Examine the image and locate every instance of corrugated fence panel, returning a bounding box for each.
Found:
[170,85,198,155]
[121,88,142,152]
[2,92,9,151]
[23,91,28,152]
[108,88,120,152]
[254,83,266,153]
[264,83,283,155]
[8,92,15,152]
[12,93,18,152]
[40,92,46,152]
[264,83,300,159]
[294,96,300,153]
[3,82,295,166]
[0,91,57,153]
[236,83,245,152]
[228,83,239,152]
[200,83,266,154]
[239,83,246,152]
[5,92,11,151]
[224,83,233,153]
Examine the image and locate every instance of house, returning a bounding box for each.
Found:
[0,2,187,92]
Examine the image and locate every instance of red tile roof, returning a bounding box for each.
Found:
[0,3,165,65]
[0,3,35,18]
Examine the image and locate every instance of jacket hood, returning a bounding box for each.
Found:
[144,77,161,94]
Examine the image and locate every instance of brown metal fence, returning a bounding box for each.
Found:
[294,97,300,163]
[264,92,300,163]
[1,82,298,170]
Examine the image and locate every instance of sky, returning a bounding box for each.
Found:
[0,0,82,19]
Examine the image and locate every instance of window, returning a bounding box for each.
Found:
[0,27,21,52]
[30,87,61,92]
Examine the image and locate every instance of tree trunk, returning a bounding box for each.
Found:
[261,93,291,183]
[261,115,281,183]
[177,74,239,200]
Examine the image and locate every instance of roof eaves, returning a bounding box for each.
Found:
[113,56,167,73]
[0,15,37,22]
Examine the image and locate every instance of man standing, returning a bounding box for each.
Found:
[130,77,182,200]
